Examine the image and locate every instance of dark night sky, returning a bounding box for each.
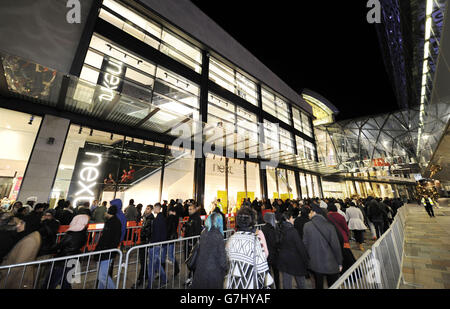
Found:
[190,1,398,121]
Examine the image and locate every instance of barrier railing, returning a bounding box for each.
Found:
[0,249,123,289]
[1,217,264,290]
[329,206,409,289]
[120,224,263,289]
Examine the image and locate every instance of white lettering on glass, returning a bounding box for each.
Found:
[98,59,124,103]
[73,152,102,206]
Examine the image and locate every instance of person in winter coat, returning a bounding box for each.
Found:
[36,218,60,259]
[125,199,138,222]
[183,204,203,260]
[345,202,368,251]
[59,201,75,226]
[95,205,122,289]
[165,208,180,277]
[327,204,356,273]
[277,210,309,289]
[303,204,343,289]
[0,219,59,289]
[192,212,227,289]
[110,199,127,243]
[44,214,89,289]
[132,205,154,289]
[92,201,107,223]
[294,207,311,240]
[147,203,168,289]
[261,212,280,289]
[23,203,46,236]
[0,213,25,263]
[366,197,386,239]
[225,207,272,289]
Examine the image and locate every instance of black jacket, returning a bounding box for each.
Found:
[56,229,87,257]
[95,215,122,260]
[191,228,227,289]
[23,211,42,236]
[366,199,386,222]
[141,213,155,243]
[184,212,202,237]
[294,216,310,240]
[166,214,179,240]
[277,221,309,276]
[261,223,279,265]
[59,209,75,226]
[150,213,167,243]
[0,231,21,263]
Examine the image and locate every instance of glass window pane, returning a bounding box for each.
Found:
[300,173,308,199]
[0,109,41,202]
[162,148,194,203]
[209,57,257,106]
[228,159,245,212]
[306,174,314,198]
[278,169,289,200]
[246,162,261,201]
[101,0,201,73]
[287,170,297,199]
[205,154,227,213]
[266,166,278,200]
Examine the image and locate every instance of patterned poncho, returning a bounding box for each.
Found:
[225,231,271,289]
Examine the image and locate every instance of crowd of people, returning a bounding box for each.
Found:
[190,196,405,289]
[0,194,404,289]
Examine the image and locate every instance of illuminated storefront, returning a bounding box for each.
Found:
[0,0,330,208]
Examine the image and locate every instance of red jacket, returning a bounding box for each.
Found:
[327,212,350,245]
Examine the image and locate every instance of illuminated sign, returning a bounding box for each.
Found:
[73,152,102,206]
[97,56,126,103]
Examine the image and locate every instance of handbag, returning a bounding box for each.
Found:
[185,242,200,271]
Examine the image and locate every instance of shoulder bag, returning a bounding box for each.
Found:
[311,220,341,267]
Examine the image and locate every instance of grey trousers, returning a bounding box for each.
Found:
[281,272,306,289]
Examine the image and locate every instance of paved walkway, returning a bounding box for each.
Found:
[400,200,450,289]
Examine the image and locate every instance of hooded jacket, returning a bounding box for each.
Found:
[110,199,127,242]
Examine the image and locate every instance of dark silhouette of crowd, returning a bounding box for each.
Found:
[0,195,404,289]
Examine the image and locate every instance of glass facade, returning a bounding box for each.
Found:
[0,109,41,201]
[3,0,322,210]
[50,124,194,208]
[209,57,258,106]
[100,0,202,73]
[262,87,291,125]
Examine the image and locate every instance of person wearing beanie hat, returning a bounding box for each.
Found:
[94,204,122,289]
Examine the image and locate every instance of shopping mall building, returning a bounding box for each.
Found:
[0,0,335,212]
[0,0,448,211]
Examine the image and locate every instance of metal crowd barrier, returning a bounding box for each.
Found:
[0,215,263,290]
[329,206,409,289]
[120,224,264,289]
[0,249,123,289]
